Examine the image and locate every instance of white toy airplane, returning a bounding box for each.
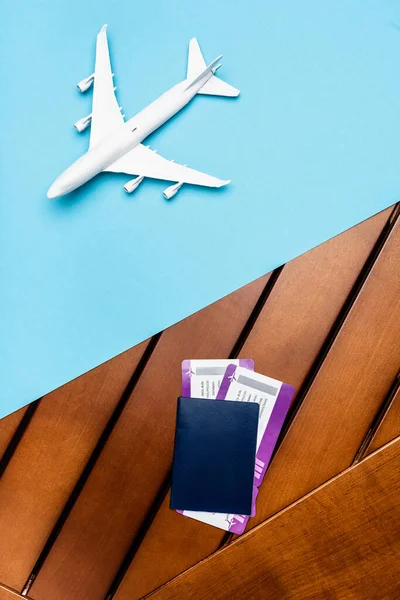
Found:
[47,26,239,199]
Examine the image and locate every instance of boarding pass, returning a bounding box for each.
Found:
[181,362,295,534]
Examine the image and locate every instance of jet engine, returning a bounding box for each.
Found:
[163,182,183,200]
[77,74,95,93]
[74,114,92,132]
[124,175,144,193]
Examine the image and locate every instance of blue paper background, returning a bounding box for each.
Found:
[1,0,400,417]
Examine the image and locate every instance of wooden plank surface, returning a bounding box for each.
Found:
[0,342,148,590]
[0,407,28,461]
[148,437,400,600]
[29,275,268,600]
[114,208,394,600]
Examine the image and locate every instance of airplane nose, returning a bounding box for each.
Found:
[47,181,60,199]
[47,183,59,200]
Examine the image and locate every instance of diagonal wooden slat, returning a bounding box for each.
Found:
[0,342,149,590]
[148,437,400,600]
[28,275,269,600]
[113,208,395,600]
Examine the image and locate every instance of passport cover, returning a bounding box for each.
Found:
[170,396,259,514]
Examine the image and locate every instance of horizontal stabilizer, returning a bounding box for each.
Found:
[198,75,240,97]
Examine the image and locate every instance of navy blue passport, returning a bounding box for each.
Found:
[170,396,259,515]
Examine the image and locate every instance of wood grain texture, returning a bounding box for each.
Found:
[0,342,148,590]
[149,437,400,600]
[0,584,31,600]
[0,408,28,460]
[366,379,400,456]
[114,208,393,600]
[29,275,269,600]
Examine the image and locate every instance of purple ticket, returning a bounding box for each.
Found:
[216,364,295,533]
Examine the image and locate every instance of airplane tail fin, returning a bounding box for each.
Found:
[186,38,240,97]
[187,38,207,80]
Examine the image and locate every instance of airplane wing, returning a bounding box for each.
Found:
[104,144,229,188]
[89,25,124,149]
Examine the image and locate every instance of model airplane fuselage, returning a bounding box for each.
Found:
[47,27,239,199]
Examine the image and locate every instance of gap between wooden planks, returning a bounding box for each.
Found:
[364,374,400,457]
[147,436,400,600]
[0,407,29,466]
[28,208,395,600]
[113,206,400,600]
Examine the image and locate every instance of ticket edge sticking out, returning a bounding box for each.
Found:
[181,358,254,398]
